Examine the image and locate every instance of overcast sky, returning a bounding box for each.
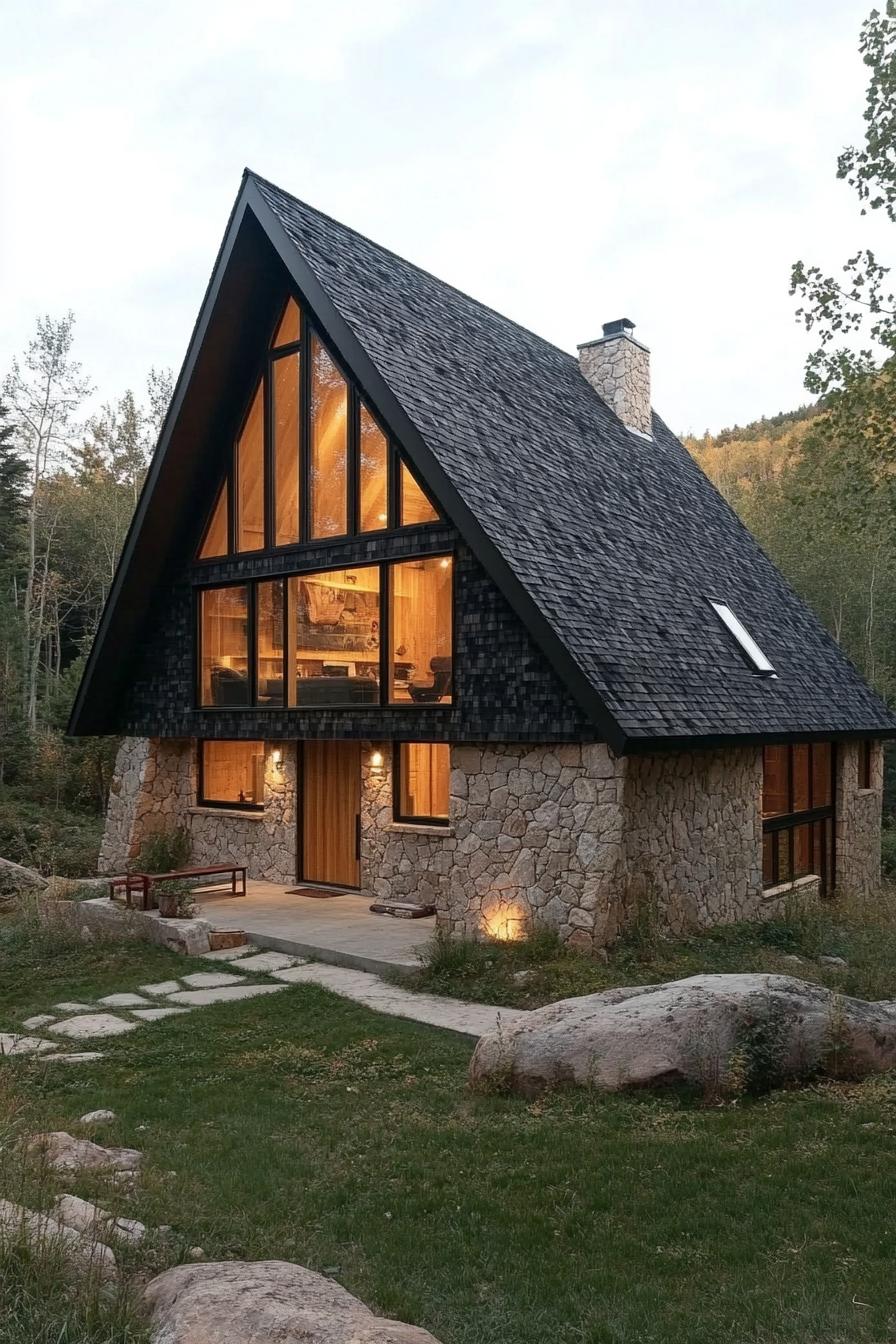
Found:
[0,0,887,435]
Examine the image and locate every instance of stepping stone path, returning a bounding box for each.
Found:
[0,1032,56,1057]
[4,943,524,1066]
[139,980,182,996]
[51,1014,141,1040]
[167,984,286,1007]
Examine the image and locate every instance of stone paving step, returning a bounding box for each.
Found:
[271,963,527,1039]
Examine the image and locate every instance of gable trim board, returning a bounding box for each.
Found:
[68,170,896,750]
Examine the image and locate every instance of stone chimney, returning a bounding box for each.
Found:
[577,318,652,438]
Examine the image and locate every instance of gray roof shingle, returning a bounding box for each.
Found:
[254,172,895,744]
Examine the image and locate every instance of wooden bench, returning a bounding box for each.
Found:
[108,864,247,912]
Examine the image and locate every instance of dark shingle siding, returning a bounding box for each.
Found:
[119,532,594,743]
[255,174,895,741]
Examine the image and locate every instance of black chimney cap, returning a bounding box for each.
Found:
[602,318,636,338]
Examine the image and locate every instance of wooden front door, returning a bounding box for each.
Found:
[301,741,361,888]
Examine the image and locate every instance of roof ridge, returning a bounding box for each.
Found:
[246,168,577,366]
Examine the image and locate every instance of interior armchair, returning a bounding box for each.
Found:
[408,656,452,703]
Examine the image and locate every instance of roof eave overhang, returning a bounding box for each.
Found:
[622,724,896,755]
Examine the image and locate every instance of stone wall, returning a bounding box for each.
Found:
[621,747,765,935]
[99,736,296,884]
[360,743,455,909]
[836,740,883,895]
[441,743,626,951]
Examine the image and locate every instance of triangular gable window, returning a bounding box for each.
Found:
[198,480,228,559]
[399,459,439,525]
[272,296,301,349]
[194,293,442,561]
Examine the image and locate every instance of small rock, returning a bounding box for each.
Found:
[111,1170,137,1186]
[783,955,804,965]
[28,1132,142,1174]
[188,1246,206,1260]
[594,947,610,964]
[819,955,848,968]
[512,970,533,984]
[80,1109,116,1125]
[22,1014,57,1030]
[0,1199,116,1280]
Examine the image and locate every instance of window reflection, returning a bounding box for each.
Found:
[236,381,264,552]
[287,567,380,706]
[200,586,249,706]
[310,336,348,538]
[359,404,388,533]
[273,353,300,546]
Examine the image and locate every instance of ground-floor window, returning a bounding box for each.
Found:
[762,742,834,890]
[394,742,450,824]
[199,740,265,810]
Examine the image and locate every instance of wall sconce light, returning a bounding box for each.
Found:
[370,750,384,770]
[272,749,283,771]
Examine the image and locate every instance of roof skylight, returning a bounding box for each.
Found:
[708,600,776,677]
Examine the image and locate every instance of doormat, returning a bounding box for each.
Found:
[285,886,344,899]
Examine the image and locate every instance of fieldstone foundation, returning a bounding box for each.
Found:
[100,734,886,952]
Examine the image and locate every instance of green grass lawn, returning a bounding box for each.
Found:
[3,905,896,1343]
[407,888,896,1010]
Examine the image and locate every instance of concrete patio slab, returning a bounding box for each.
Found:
[235,951,304,974]
[197,882,435,977]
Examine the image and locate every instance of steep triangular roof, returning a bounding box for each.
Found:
[69,169,896,747]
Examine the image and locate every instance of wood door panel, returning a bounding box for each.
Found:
[302,741,360,887]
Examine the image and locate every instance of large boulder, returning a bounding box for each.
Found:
[469,973,896,1095]
[144,1260,442,1343]
[27,1131,142,1173]
[0,1199,117,1280]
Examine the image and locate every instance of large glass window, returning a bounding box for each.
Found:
[236,381,265,552]
[199,586,249,707]
[389,556,453,703]
[256,580,284,707]
[762,742,834,891]
[195,297,447,559]
[287,566,380,706]
[359,404,388,533]
[273,352,301,546]
[395,742,450,823]
[200,740,265,810]
[310,336,348,539]
[198,481,228,559]
[399,460,439,526]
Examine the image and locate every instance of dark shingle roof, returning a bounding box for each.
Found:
[253,172,895,744]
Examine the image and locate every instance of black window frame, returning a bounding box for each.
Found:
[194,552,455,712]
[192,290,442,565]
[197,738,266,812]
[761,742,836,892]
[393,741,451,826]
